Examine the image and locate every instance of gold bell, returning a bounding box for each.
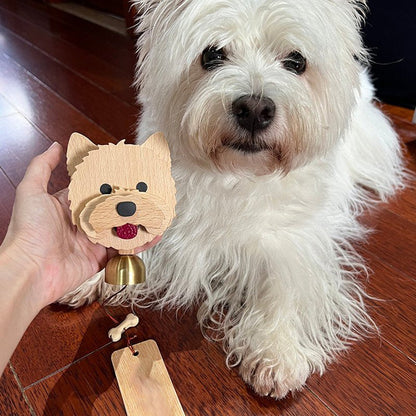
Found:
[105,255,146,285]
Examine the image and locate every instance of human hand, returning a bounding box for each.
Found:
[0,142,161,309]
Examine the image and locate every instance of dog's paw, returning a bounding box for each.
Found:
[239,355,311,399]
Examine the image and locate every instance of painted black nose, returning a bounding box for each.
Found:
[116,201,136,217]
[232,95,276,134]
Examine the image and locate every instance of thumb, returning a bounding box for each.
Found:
[19,142,63,194]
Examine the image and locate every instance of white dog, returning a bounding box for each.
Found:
[62,0,405,398]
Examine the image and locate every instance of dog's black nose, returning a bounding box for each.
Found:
[232,95,275,134]
[116,201,136,217]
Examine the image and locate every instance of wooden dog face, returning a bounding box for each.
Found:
[67,132,176,251]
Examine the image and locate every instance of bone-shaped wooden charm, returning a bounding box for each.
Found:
[108,313,140,342]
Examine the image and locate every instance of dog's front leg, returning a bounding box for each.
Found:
[227,282,316,398]
[221,235,369,399]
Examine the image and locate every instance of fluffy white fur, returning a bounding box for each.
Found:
[61,0,405,398]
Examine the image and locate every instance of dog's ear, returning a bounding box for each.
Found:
[141,132,171,165]
[67,132,98,176]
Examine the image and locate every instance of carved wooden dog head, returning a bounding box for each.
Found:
[67,132,176,252]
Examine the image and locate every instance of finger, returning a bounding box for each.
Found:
[54,188,70,207]
[54,188,72,219]
[19,142,63,194]
[134,235,163,254]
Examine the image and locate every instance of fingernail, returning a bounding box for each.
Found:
[46,142,60,152]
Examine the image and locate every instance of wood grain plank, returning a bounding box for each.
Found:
[0,95,18,118]
[0,113,69,192]
[0,27,137,142]
[23,343,125,416]
[0,4,136,106]
[383,185,416,226]
[382,141,416,223]
[380,103,415,122]
[0,53,117,148]
[391,117,416,144]
[366,253,416,360]
[359,208,416,279]
[0,0,136,71]
[0,366,33,416]
[308,338,416,416]
[0,51,118,147]
[10,302,124,388]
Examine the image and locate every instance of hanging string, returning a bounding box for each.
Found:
[102,285,128,324]
[126,332,139,356]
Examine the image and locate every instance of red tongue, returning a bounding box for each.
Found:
[116,223,138,239]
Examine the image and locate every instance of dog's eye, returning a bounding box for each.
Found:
[201,46,227,71]
[136,182,148,192]
[100,183,112,194]
[282,51,307,75]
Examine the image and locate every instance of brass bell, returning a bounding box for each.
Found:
[105,255,146,285]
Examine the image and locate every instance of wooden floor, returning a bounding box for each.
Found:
[0,1,415,415]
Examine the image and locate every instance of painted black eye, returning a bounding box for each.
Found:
[100,183,112,194]
[282,51,307,75]
[201,46,227,71]
[136,182,148,192]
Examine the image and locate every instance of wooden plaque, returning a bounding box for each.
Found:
[112,340,185,416]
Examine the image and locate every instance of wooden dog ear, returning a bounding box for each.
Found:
[141,132,171,164]
[67,132,98,176]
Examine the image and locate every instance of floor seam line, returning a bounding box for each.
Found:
[9,362,37,415]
